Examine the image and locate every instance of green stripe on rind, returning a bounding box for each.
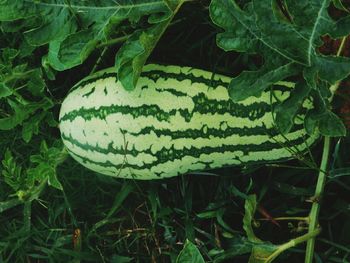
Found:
[69,70,118,93]
[60,124,318,178]
[59,64,319,180]
[62,130,313,164]
[63,132,319,179]
[60,99,273,123]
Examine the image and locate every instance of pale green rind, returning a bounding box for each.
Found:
[59,64,319,179]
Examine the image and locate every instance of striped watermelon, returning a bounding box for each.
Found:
[59,64,319,179]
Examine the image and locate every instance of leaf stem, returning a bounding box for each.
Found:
[318,238,350,253]
[23,201,32,233]
[267,228,321,263]
[0,198,22,213]
[330,36,348,96]
[258,216,309,222]
[336,37,347,56]
[96,35,130,49]
[304,136,330,263]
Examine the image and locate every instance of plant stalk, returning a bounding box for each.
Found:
[304,136,330,263]
[304,35,348,263]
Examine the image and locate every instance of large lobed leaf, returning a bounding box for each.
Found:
[0,0,172,71]
[210,0,350,137]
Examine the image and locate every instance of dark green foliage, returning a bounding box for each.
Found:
[209,0,350,137]
[0,1,350,262]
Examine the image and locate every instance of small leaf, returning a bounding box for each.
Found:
[313,55,350,85]
[47,40,67,71]
[27,68,45,96]
[106,181,135,218]
[329,167,350,178]
[0,98,53,130]
[330,15,350,38]
[24,7,76,46]
[0,99,29,130]
[211,236,253,261]
[305,110,320,135]
[41,55,56,80]
[305,109,346,137]
[111,255,133,263]
[229,62,299,102]
[332,0,349,11]
[176,239,205,263]
[1,149,28,191]
[1,48,19,63]
[210,1,258,53]
[22,112,47,143]
[115,9,179,90]
[243,195,262,243]
[248,244,278,263]
[27,141,64,190]
[45,112,58,127]
[58,30,99,70]
[48,172,63,191]
[0,82,12,98]
[115,31,146,90]
[319,111,346,136]
[275,81,311,134]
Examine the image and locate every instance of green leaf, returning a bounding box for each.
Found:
[24,7,76,46]
[253,0,333,65]
[210,1,258,53]
[228,62,299,102]
[210,0,348,138]
[330,15,350,38]
[27,68,46,96]
[115,1,182,90]
[47,40,67,71]
[47,172,63,191]
[1,47,19,63]
[216,208,237,234]
[313,55,350,85]
[27,141,65,191]
[115,31,147,90]
[240,195,282,262]
[329,167,350,178]
[0,1,36,21]
[45,112,58,127]
[305,110,320,135]
[106,181,135,218]
[176,239,205,263]
[210,0,334,65]
[305,109,346,137]
[111,255,133,263]
[248,243,278,263]
[0,0,172,71]
[332,0,349,11]
[304,89,328,133]
[211,236,253,261]
[0,97,53,130]
[22,112,47,143]
[58,30,99,70]
[318,111,346,136]
[0,82,12,98]
[0,99,30,130]
[243,195,261,243]
[275,81,312,134]
[1,149,24,191]
[303,88,346,137]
